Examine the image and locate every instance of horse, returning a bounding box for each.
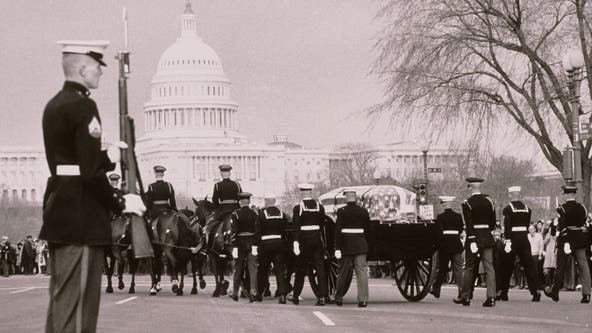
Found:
[104,215,140,294]
[193,197,232,297]
[179,207,208,294]
[150,210,203,296]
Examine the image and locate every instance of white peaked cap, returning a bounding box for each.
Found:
[439,196,456,203]
[298,183,314,191]
[58,40,110,54]
[508,186,521,193]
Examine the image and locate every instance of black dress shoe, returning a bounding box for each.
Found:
[335,299,343,307]
[544,288,559,302]
[232,295,239,302]
[500,293,508,301]
[482,298,495,307]
[358,302,367,308]
[292,297,299,305]
[581,294,590,304]
[315,298,325,306]
[279,295,286,304]
[429,288,440,299]
[453,297,464,304]
[462,298,471,306]
[532,293,541,302]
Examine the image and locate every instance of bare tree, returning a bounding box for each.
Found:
[371,0,592,205]
[329,143,378,187]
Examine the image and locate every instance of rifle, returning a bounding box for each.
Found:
[117,8,153,259]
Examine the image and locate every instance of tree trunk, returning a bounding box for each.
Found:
[582,156,591,208]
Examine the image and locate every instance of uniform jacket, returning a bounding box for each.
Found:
[557,200,588,249]
[334,202,370,255]
[231,206,260,249]
[292,199,327,249]
[146,180,177,217]
[502,201,531,242]
[40,81,124,246]
[435,208,464,254]
[212,178,242,210]
[461,193,496,249]
[257,206,288,251]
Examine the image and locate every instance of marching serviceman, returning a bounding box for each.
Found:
[212,164,242,213]
[545,185,591,303]
[230,192,260,303]
[457,177,497,307]
[40,40,145,333]
[334,190,370,308]
[291,183,329,306]
[430,196,464,302]
[498,186,541,302]
[256,193,290,304]
[145,165,177,219]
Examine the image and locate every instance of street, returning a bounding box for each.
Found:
[0,274,590,332]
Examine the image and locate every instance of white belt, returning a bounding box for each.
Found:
[301,225,320,231]
[341,228,364,234]
[261,235,281,241]
[56,164,80,176]
[443,230,459,235]
[473,224,488,229]
[220,200,238,204]
[153,200,169,204]
[512,226,527,232]
[238,232,254,236]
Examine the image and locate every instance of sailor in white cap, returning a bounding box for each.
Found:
[430,196,464,302]
[498,186,541,302]
[40,40,145,333]
[291,183,329,305]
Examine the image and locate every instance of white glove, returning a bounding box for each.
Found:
[334,250,342,259]
[105,141,128,163]
[504,240,512,253]
[251,246,258,256]
[122,194,146,216]
[190,247,199,254]
[564,242,572,255]
[293,241,300,256]
[470,242,478,254]
[232,247,238,259]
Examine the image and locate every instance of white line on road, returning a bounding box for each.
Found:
[9,287,37,294]
[312,311,335,326]
[115,296,138,305]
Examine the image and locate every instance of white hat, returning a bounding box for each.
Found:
[439,196,456,203]
[297,183,314,191]
[57,40,110,66]
[507,186,521,193]
[343,189,357,195]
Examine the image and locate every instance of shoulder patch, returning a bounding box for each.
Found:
[88,116,102,138]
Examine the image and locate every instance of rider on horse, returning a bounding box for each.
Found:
[212,164,241,218]
[146,165,177,220]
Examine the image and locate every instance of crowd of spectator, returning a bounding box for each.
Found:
[0,235,49,277]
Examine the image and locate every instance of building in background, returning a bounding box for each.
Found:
[0,147,48,203]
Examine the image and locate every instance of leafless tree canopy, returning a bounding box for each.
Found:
[330,143,378,187]
[371,0,592,183]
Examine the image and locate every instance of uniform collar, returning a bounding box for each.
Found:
[346,202,356,206]
[63,81,90,97]
[444,208,453,211]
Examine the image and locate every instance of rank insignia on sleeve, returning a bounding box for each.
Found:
[88,116,102,138]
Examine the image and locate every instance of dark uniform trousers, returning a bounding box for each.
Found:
[461,247,495,299]
[232,236,258,297]
[257,240,289,297]
[335,254,369,302]
[551,247,591,296]
[500,237,540,296]
[293,235,327,298]
[434,252,463,296]
[46,244,104,333]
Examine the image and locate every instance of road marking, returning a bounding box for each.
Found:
[313,311,335,326]
[115,296,138,305]
[9,287,37,294]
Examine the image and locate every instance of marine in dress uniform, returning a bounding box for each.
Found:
[145,165,177,219]
[256,194,290,304]
[230,192,260,302]
[40,40,144,333]
[212,164,242,213]
[545,185,591,303]
[291,183,329,306]
[430,196,464,302]
[0,237,10,277]
[458,177,497,307]
[498,186,541,302]
[334,190,370,308]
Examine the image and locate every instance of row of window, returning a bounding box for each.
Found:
[192,156,260,181]
[145,107,237,131]
[153,84,226,98]
[161,58,218,68]
[1,189,37,202]
[0,171,44,185]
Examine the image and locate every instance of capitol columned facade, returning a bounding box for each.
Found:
[0,2,465,205]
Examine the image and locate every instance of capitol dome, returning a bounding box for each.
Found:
[139,0,243,144]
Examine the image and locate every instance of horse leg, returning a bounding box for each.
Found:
[177,266,185,296]
[128,255,137,294]
[198,254,206,289]
[191,255,198,295]
[117,255,125,290]
[211,256,221,297]
[218,258,229,295]
[105,252,114,293]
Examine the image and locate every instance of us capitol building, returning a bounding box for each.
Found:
[0,2,463,205]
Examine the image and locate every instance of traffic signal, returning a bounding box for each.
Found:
[418,183,427,204]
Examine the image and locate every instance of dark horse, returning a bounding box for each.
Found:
[179,207,208,294]
[193,197,233,297]
[150,210,203,296]
[105,215,139,294]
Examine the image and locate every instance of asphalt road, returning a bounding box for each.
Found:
[0,274,590,333]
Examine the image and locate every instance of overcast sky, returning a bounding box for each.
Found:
[0,0,404,149]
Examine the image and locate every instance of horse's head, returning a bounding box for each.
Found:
[193,195,215,227]
[110,215,131,246]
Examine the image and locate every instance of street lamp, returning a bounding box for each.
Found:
[562,49,585,201]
